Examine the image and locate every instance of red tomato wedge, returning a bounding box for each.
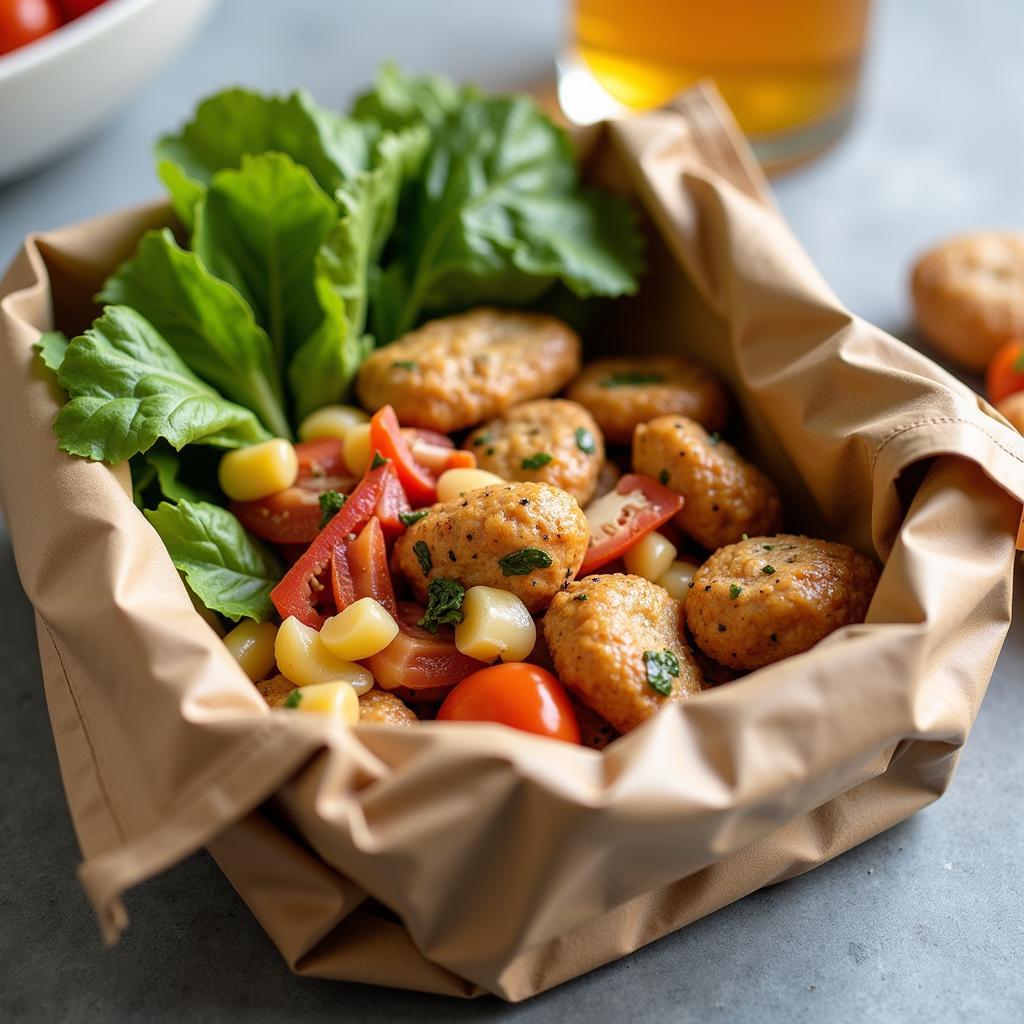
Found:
[369,405,437,506]
[362,602,485,692]
[578,473,685,576]
[231,487,323,544]
[294,437,356,493]
[270,461,394,628]
[374,468,412,540]
[332,516,398,616]
[399,427,476,474]
[437,663,581,743]
[402,427,453,450]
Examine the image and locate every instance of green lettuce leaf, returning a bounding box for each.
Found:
[154,88,377,230]
[36,331,69,374]
[193,153,337,368]
[98,229,290,438]
[54,306,269,462]
[374,95,641,340]
[144,500,282,621]
[352,63,479,132]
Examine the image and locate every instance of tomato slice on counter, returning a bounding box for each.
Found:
[331,516,398,616]
[294,437,356,493]
[578,473,685,576]
[231,487,323,544]
[362,602,485,693]
[369,405,437,506]
[437,663,581,743]
[374,467,413,539]
[270,461,395,628]
[986,340,1024,405]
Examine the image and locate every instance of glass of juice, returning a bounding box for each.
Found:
[559,0,871,171]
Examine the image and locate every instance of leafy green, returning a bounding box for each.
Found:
[284,689,303,709]
[194,153,337,369]
[418,578,466,633]
[36,331,69,374]
[498,547,553,576]
[353,63,479,133]
[643,649,679,696]
[318,490,346,527]
[145,446,213,504]
[98,230,289,437]
[53,306,269,462]
[144,500,283,621]
[153,88,375,229]
[373,95,641,340]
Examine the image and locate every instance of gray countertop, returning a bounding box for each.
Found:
[1,1,1022,1021]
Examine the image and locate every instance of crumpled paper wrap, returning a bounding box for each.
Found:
[1,85,1023,1002]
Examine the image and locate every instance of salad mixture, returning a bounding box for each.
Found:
[38,67,878,745]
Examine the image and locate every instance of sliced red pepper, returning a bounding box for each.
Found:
[270,461,394,628]
[330,542,355,612]
[374,468,412,540]
[345,517,398,616]
[369,405,437,507]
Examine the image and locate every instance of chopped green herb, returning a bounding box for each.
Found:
[399,509,429,526]
[643,649,679,696]
[729,583,743,600]
[658,468,670,485]
[498,547,552,576]
[392,360,418,370]
[709,432,721,446]
[574,592,588,602]
[413,540,432,575]
[284,689,303,709]
[521,452,553,470]
[761,564,776,576]
[574,427,596,455]
[318,490,346,528]
[472,433,491,447]
[418,578,465,633]
[485,447,496,456]
[370,451,389,469]
[762,544,774,551]
[600,372,664,388]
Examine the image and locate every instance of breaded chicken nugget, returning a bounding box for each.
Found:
[633,415,782,549]
[544,574,706,734]
[465,399,605,505]
[686,534,878,670]
[394,482,589,613]
[566,356,728,444]
[356,308,580,432]
[358,688,419,726]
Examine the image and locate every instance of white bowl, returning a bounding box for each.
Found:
[0,0,218,184]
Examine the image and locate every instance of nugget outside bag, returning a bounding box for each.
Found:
[2,86,1023,1001]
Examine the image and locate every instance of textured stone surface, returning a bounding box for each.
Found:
[1,0,1022,1019]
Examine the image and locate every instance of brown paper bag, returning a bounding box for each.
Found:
[2,85,1022,1002]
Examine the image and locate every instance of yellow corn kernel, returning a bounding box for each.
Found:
[290,681,360,723]
[218,439,298,501]
[436,467,505,503]
[275,616,375,693]
[455,586,536,663]
[320,598,399,661]
[223,620,278,681]
[343,422,373,476]
[656,559,701,603]
[298,404,369,443]
[623,530,678,582]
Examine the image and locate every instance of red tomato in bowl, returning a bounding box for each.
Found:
[0,0,61,57]
[58,0,105,18]
[438,664,581,743]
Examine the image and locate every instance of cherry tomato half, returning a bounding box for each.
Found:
[0,0,61,57]
[578,473,685,576]
[58,0,105,20]
[986,340,1024,405]
[437,663,581,743]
